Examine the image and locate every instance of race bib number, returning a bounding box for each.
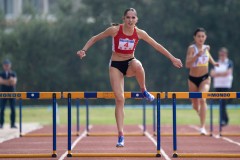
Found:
[197,55,209,66]
[118,38,135,50]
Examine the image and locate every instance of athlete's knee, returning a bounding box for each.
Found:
[191,99,199,111]
[131,60,143,71]
[115,94,125,104]
[192,103,198,109]
[192,104,199,111]
[199,98,206,105]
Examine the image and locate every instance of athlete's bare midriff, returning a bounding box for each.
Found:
[111,52,135,61]
[189,66,208,77]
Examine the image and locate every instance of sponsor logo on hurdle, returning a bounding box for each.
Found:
[0,93,21,98]
[207,93,230,98]
[27,92,40,98]
[131,92,144,98]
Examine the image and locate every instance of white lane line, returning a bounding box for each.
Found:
[188,125,200,131]
[139,125,171,160]
[189,125,240,146]
[221,137,240,146]
[59,125,92,160]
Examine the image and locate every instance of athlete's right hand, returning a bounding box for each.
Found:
[77,50,86,59]
[171,57,183,68]
[197,48,207,57]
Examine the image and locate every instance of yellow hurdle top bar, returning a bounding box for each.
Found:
[0,92,61,99]
[0,92,239,99]
[62,92,165,99]
[168,92,239,99]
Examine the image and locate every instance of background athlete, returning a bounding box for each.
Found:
[77,8,182,147]
[185,28,218,135]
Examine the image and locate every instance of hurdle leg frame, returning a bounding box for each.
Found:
[156,93,161,157]
[67,93,72,157]
[19,99,22,137]
[52,93,57,157]
[76,99,80,135]
[143,99,146,132]
[153,100,156,133]
[219,99,223,136]
[86,99,89,132]
[172,93,178,157]
[210,99,213,136]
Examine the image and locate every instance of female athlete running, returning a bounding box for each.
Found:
[185,28,219,135]
[77,8,182,147]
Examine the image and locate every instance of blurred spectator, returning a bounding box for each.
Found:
[210,47,233,126]
[0,59,18,129]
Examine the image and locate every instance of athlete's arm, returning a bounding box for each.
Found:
[185,46,198,68]
[210,69,216,77]
[209,53,219,67]
[77,26,117,59]
[138,29,182,68]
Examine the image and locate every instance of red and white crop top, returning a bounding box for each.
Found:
[112,24,139,54]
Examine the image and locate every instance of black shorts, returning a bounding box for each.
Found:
[188,73,209,88]
[110,58,135,75]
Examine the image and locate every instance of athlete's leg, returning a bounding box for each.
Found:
[198,77,211,129]
[188,80,200,113]
[109,67,125,136]
[126,59,154,101]
[126,59,146,91]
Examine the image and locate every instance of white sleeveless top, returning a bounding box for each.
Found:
[191,44,210,67]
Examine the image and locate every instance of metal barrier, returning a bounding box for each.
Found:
[0,91,239,158]
[0,92,60,158]
[62,92,164,136]
[19,98,80,137]
[170,92,240,158]
[62,92,164,158]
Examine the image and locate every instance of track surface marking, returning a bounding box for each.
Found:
[0,124,239,159]
[59,128,89,160]
[139,125,171,160]
[189,125,240,146]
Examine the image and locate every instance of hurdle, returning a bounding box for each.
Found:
[64,91,162,136]
[0,92,60,158]
[152,100,210,137]
[153,93,214,137]
[170,92,240,158]
[85,92,147,136]
[19,96,80,137]
[63,92,163,157]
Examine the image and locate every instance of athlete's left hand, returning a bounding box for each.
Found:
[214,62,219,67]
[77,50,86,59]
[171,58,183,68]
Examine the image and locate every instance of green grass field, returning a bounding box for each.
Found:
[3,106,240,126]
